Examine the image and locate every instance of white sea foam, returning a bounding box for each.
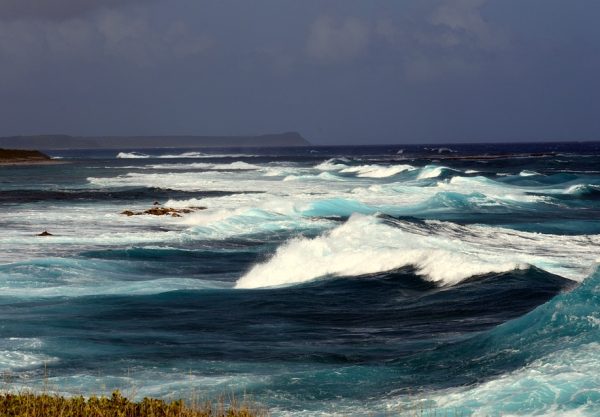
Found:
[314,158,351,171]
[158,152,262,159]
[160,151,207,158]
[339,164,415,178]
[116,151,261,159]
[283,172,344,182]
[564,184,600,195]
[0,350,57,371]
[236,215,510,288]
[117,152,150,159]
[0,338,56,371]
[0,277,223,298]
[419,342,600,417]
[315,159,416,178]
[520,170,542,176]
[235,214,600,289]
[424,147,457,154]
[147,161,260,170]
[441,176,549,203]
[261,166,308,177]
[88,172,222,191]
[17,160,592,269]
[416,165,460,180]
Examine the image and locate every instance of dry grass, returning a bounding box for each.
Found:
[0,390,267,417]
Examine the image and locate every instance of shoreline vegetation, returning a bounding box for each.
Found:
[0,149,60,166]
[0,390,265,417]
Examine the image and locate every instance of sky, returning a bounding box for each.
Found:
[0,0,599,145]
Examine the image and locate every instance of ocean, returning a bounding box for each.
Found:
[1,142,599,416]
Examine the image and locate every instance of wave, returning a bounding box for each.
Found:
[159,152,262,158]
[0,257,223,298]
[261,166,307,177]
[416,165,459,180]
[519,169,543,176]
[315,159,416,179]
[283,172,345,182]
[181,206,333,240]
[0,187,233,204]
[159,151,209,158]
[116,152,150,159]
[0,338,57,371]
[424,147,457,154]
[314,158,352,171]
[441,176,550,204]
[146,161,261,170]
[565,183,600,197]
[235,214,599,289]
[117,151,211,159]
[88,172,223,191]
[117,151,262,159]
[417,267,600,416]
[316,159,466,181]
[339,164,415,178]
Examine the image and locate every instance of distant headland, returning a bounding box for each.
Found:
[0,132,310,150]
[0,148,54,165]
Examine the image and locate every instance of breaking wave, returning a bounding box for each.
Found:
[116,151,261,159]
[117,152,150,159]
[410,266,600,416]
[146,161,261,170]
[338,164,415,178]
[235,214,600,289]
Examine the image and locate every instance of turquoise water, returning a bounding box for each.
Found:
[0,143,599,416]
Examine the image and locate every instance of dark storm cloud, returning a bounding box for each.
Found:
[0,0,599,144]
[0,0,151,20]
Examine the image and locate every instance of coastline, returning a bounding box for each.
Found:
[0,159,66,166]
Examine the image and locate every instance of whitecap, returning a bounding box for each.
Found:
[116,152,150,159]
[519,170,542,177]
[235,214,599,289]
[339,164,415,178]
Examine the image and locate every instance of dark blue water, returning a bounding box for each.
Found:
[1,143,599,416]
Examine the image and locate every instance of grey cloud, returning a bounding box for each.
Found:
[0,0,598,143]
[430,0,508,49]
[306,16,370,63]
[95,11,213,65]
[0,0,151,20]
[0,8,212,88]
[370,1,509,81]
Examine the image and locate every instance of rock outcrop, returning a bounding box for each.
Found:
[121,206,206,217]
[0,149,52,164]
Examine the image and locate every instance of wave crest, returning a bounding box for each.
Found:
[235,214,599,289]
[116,152,150,159]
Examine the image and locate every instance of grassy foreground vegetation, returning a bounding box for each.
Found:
[0,390,266,417]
